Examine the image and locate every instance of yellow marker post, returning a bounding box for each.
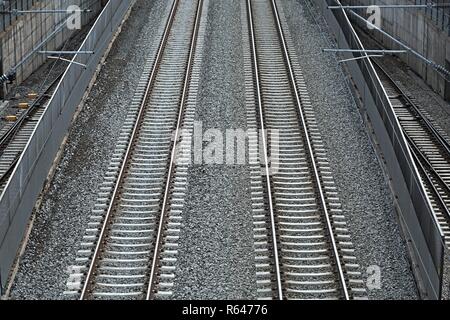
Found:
[18,102,29,109]
[27,92,38,99]
[5,115,17,121]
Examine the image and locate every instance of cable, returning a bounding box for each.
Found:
[0,0,100,88]
[31,0,104,94]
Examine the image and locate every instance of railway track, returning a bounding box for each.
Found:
[66,0,205,300]
[64,0,367,300]
[0,73,63,191]
[243,0,366,300]
[373,61,450,246]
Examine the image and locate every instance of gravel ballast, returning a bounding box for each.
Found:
[8,0,171,300]
[8,0,421,300]
[171,0,257,299]
[278,0,419,299]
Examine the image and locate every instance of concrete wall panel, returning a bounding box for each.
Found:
[0,0,102,87]
[345,0,450,100]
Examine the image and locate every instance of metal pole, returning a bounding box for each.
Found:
[328,4,450,10]
[47,56,87,68]
[38,50,94,55]
[323,48,406,54]
[347,9,450,79]
[0,9,92,15]
[0,12,83,86]
[338,55,384,63]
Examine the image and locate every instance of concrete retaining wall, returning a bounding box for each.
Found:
[0,0,132,293]
[345,0,450,101]
[319,0,447,299]
[0,0,102,87]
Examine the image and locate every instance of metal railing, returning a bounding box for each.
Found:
[0,0,132,293]
[318,0,447,299]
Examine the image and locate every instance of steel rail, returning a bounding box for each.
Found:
[246,0,284,300]
[0,73,63,151]
[146,0,204,300]
[269,0,350,300]
[372,60,450,156]
[0,72,64,186]
[373,60,450,223]
[374,59,450,214]
[79,0,180,299]
[406,134,450,223]
[373,59,450,244]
